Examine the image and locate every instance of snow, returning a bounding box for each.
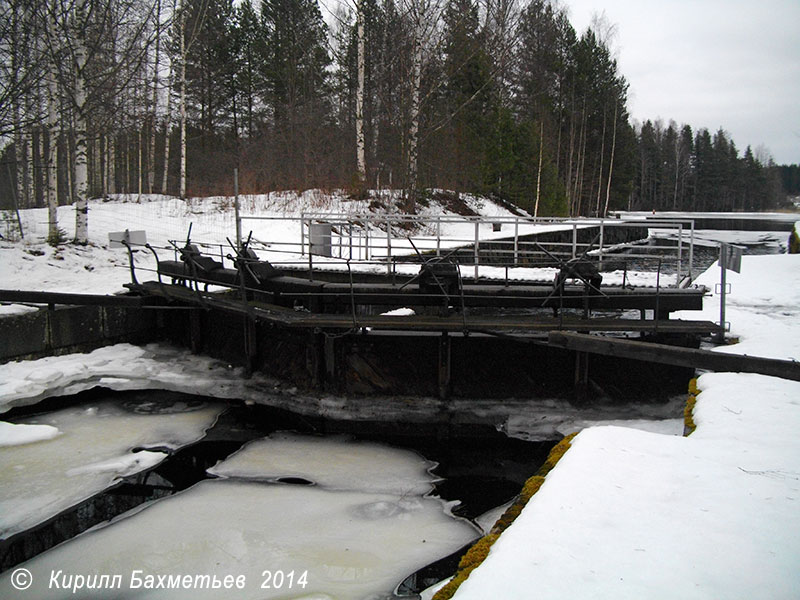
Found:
[450,253,800,600]
[0,421,61,446]
[0,397,224,540]
[0,303,39,316]
[0,343,272,413]
[1,192,664,297]
[2,433,478,599]
[380,307,416,317]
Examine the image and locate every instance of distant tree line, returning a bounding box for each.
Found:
[631,121,787,212]
[0,0,794,244]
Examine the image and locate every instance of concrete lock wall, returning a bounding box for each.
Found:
[0,305,161,362]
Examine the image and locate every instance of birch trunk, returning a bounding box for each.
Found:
[355,0,366,185]
[46,68,60,242]
[73,32,89,244]
[534,120,543,217]
[148,0,161,194]
[179,3,187,200]
[108,134,116,195]
[602,103,618,217]
[162,60,173,195]
[407,31,422,202]
[595,106,607,216]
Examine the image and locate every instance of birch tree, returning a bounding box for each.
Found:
[40,0,157,243]
[355,0,366,185]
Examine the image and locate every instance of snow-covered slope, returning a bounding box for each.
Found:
[450,253,800,600]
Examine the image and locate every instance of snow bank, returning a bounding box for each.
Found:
[450,253,800,600]
[0,343,268,414]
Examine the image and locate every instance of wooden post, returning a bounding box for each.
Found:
[438,332,451,400]
[324,334,336,388]
[189,309,202,354]
[574,351,589,404]
[243,316,257,377]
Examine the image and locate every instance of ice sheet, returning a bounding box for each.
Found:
[2,480,477,599]
[208,432,437,495]
[0,397,224,540]
[4,445,477,599]
[0,421,61,446]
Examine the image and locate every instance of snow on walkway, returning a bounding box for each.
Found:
[451,253,800,600]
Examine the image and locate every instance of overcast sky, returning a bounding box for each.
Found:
[564,0,800,165]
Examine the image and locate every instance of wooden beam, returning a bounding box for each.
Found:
[0,289,151,307]
[548,331,800,382]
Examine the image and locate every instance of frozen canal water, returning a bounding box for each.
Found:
[0,392,489,599]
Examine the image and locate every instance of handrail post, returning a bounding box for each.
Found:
[234,168,241,248]
[300,213,306,256]
[598,219,604,269]
[572,223,577,259]
[474,220,480,281]
[655,258,661,333]
[689,220,695,282]
[386,218,392,276]
[676,223,683,286]
[514,217,519,266]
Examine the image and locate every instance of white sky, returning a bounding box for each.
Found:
[565,0,800,164]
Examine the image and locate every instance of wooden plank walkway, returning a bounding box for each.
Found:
[131,281,719,335]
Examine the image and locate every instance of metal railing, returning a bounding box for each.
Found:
[235,213,696,287]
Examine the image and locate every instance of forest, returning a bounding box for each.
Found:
[0,0,794,243]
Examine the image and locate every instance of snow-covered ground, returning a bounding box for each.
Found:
[1,191,681,295]
[448,253,800,600]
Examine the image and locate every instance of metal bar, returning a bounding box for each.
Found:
[474,221,480,281]
[572,224,577,259]
[386,218,392,276]
[300,214,306,256]
[689,220,695,282]
[598,219,604,268]
[676,223,683,286]
[234,168,241,248]
[718,244,727,343]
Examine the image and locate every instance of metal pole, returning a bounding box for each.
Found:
[234,168,241,248]
[474,220,480,281]
[514,217,519,266]
[718,244,727,343]
[676,223,683,286]
[572,223,577,259]
[300,213,305,256]
[598,219,604,269]
[386,218,392,276]
[688,220,695,282]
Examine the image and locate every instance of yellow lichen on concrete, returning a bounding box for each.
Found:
[684,378,699,435]
[432,434,578,600]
